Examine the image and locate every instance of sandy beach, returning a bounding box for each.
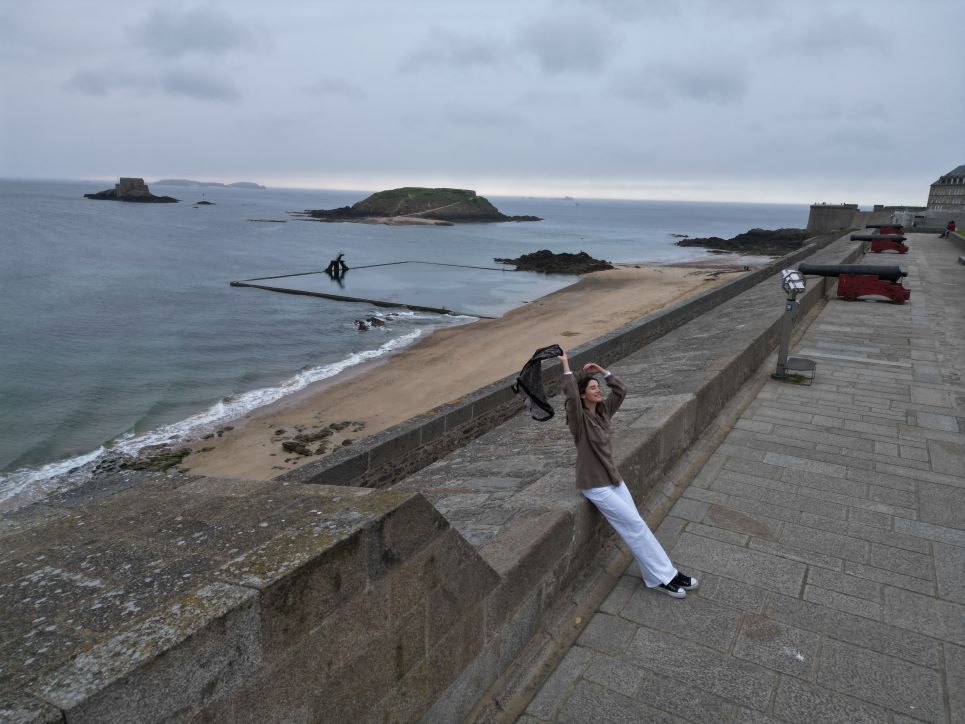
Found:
[182,261,752,481]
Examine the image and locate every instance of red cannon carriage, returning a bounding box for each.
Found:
[798,263,910,304]
[866,224,904,235]
[850,233,909,254]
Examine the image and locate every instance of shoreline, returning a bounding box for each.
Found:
[180,258,761,482]
[0,254,767,511]
[0,254,769,512]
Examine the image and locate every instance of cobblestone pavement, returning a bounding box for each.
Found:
[519,234,965,724]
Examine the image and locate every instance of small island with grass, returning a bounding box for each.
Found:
[294,187,542,225]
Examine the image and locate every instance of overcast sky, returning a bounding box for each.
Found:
[1,0,963,204]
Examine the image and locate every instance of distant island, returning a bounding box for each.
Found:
[675,228,810,256]
[295,187,542,225]
[84,177,178,203]
[154,179,266,189]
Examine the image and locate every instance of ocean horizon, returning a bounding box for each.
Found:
[0,178,809,506]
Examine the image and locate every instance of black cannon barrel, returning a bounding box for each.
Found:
[798,264,907,282]
[866,224,904,229]
[850,234,907,242]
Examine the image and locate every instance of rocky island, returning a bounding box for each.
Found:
[295,187,541,225]
[494,250,613,274]
[675,228,809,256]
[84,177,179,203]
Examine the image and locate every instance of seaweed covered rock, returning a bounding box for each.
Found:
[675,228,809,255]
[494,250,613,274]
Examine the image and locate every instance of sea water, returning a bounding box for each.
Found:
[0,179,807,504]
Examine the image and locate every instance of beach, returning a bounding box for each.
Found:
[182,261,750,481]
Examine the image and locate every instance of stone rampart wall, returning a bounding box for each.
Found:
[806,204,860,233]
[1,478,503,723]
[806,203,957,235]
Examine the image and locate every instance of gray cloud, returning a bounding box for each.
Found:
[845,101,890,120]
[769,12,877,56]
[776,100,843,122]
[302,76,366,101]
[826,125,892,151]
[63,70,155,96]
[776,99,893,125]
[132,6,255,58]
[443,104,526,129]
[515,88,587,108]
[0,10,24,62]
[0,8,104,67]
[614,62,749,106]
[571,0,676,20]
[516,14,615,74]
[160,71,240,102]
[399,28,504,73]
[64,68,240,102]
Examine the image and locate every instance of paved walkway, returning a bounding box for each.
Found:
[520,234,965,724]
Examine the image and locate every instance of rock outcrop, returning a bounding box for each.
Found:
[84,177,179,203]
[299,187,541,224]
[675,228,809,255]
[494,250,613,274]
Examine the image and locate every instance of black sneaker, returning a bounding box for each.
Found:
[656,581,686,599]
[671,572,698,591]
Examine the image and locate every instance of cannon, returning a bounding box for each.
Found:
[866,224,904,235]
[798,264,907,282]
[798,263,910,304]
[850,234,906,242]
[849,233,909,253]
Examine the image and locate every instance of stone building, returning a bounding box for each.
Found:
[927,164,965,210]
[114,177,152,197]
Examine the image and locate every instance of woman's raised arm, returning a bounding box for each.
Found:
[559,351,583,442]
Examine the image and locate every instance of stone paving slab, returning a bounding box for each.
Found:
[522,234,965,722]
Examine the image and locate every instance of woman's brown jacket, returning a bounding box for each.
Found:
[562,372,627,490]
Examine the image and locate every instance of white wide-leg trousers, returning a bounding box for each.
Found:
[582,481,677,588]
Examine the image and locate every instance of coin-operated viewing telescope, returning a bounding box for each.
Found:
[773,269,816,384]
[782,269,806,296]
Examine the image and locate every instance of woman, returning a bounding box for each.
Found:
[560,351,697,598]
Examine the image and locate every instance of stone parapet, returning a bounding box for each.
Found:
[0,474,499,722]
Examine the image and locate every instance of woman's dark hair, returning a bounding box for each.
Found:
[565,372,601,426]
[577,373,596,396]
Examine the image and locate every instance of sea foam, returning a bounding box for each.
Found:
[0,321,437,510]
